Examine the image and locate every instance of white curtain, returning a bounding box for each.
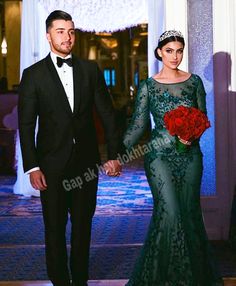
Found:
[14,0,49,196]
[147,0,165,76]
[165,0,188,71]
[14,0,165,196]
[19,0,49,75]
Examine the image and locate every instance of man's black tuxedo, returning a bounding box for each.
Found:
[18,54,119,174]
[18,54,120,286]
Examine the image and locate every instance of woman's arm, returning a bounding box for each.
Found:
[123,81,150,149]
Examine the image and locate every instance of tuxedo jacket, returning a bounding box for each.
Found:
[18,54,119,174]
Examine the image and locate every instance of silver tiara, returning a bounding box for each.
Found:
[158,30,184,43]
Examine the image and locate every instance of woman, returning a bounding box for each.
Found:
[123,30,223,285]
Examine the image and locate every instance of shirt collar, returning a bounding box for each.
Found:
[50,51,72,66]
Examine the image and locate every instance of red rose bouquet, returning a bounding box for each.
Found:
[163,105,210,152]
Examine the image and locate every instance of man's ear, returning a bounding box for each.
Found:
[46,33,51,43]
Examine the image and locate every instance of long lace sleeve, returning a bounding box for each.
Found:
[123,81,150,149]
[196,76,207,114]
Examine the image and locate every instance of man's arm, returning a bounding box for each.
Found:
[18,68,39,172]
[18,69,47,190]
[93,63,121,176]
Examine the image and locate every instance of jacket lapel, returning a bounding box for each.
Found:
[45,54,73,116]
[72,56,82,115]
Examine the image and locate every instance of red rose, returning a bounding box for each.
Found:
[163,105,210,143]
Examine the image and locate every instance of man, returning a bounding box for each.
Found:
[18,10,121,286]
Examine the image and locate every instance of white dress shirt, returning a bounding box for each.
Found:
[26,52,74,174]
[50,51,74,111]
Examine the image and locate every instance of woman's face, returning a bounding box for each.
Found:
[157,41,184,69]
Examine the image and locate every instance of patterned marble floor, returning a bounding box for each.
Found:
[0,281,128,286]
[1,145,236,283]
[0,279,235,286]
[0,156,152,217]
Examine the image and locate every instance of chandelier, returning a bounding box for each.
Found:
[38,0,148,32]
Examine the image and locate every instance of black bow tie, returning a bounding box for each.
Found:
[56,57,73,67]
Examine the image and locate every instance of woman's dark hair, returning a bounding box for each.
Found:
[46,10,72,32]
[154,30,185,61]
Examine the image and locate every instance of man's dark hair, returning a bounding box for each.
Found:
[46,10,72,32]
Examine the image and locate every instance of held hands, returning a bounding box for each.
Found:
[103,160,122,177]
[29,170,47,191]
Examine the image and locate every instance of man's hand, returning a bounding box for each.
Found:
[103,160,122,177]
[29,170,47,191]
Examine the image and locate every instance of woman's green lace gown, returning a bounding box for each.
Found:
[123,74,223,286]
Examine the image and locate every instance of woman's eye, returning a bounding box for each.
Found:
[166,49,172,53]
[178,50,183,54]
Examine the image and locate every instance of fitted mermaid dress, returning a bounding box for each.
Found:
[123,74,223,286]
